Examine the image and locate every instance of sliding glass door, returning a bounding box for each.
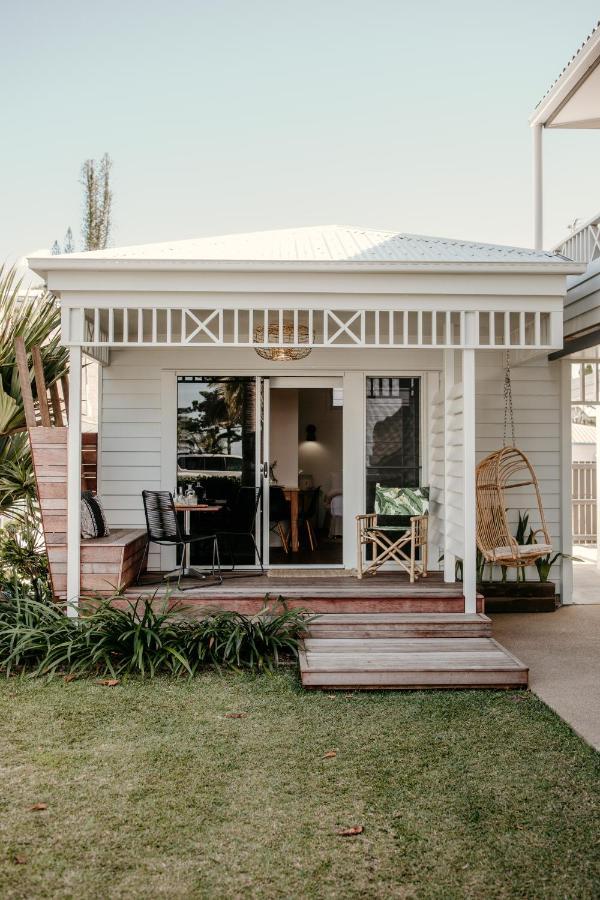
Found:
[176,375,264,567]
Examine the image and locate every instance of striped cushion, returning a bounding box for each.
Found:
[81,492,110,539]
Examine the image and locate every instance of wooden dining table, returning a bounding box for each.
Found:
[174,503,222,576]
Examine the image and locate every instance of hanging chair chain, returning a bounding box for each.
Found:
[503,350,516,448]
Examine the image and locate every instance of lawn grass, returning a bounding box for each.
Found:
[1,673,599,899]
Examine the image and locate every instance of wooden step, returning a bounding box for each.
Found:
[303,638,496,653]
[307,613,492,639]
[299,637,528,690]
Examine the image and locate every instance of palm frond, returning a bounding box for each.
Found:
[0,264,69,516]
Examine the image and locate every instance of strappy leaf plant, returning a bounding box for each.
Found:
[0,263,68,515]
[0,593,311,679]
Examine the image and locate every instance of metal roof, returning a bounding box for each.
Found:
[32,225,573,267]
[531,20,600,126]
[535,20,599,108]
[572,422,596,444]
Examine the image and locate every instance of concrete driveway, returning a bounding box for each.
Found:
[492,606,600,751]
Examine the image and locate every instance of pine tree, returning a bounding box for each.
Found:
[81,153,113,250]
[63,227,74,253]
[50,226,75,255]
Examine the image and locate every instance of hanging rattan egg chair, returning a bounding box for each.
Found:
[475,352,553,569]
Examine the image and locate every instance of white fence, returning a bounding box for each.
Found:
[554,213,600,265]
[572,461,597,544]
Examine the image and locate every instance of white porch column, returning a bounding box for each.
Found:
[560,360,574,601]
[343,371,364,571]
[462,348,477,614]
[533,123,544,251]
[443,350,456,582]
[66,346,82,616]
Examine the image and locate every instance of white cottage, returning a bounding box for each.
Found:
[28,225,582,633]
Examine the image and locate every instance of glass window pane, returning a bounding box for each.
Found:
[176,376,257,565]
[365,376,421,513]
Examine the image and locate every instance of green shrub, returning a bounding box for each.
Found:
[180,605,309,673]
[0,590,78,675]
[0,514,51,603]
[0,593,310,679]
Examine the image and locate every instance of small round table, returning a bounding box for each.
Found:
[174,503,222,577]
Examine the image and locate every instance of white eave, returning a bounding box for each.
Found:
[530,20,600,128]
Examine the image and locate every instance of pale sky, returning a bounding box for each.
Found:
[1,0,599,264]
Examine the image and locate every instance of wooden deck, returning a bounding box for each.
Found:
[299,613,528,690]
[128,570,484,614]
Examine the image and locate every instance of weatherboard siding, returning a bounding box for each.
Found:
[563,259,600,339]
[100,359,162,570]
[475,353,562,588]
[98,347,562,589]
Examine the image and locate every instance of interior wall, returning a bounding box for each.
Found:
[269,389,299,487]
[298,388,343,523]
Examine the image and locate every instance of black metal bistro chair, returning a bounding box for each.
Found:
[269,485,291,554]
[139,490,222,590]
[216,485,264,573]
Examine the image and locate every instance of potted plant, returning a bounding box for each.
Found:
[475,512,560,612]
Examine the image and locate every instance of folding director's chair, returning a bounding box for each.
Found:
[356,485,429,582]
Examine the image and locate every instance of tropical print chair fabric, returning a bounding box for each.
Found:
[374,485,429,530]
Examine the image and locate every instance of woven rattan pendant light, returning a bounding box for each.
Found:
[475,351,552,569]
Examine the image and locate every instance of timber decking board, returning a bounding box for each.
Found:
[298,617,528,690]
[303,638,497,653]
[127,572,483,613]
[132,572,480,597]
[308,613,490,624]
[307,613,492,637]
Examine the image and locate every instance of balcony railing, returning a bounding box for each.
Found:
[553,213,600,264]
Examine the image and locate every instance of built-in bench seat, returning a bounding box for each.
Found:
[29,426,147,599]
[80,529,148,595]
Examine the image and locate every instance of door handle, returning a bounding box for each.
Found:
[262,461,269,479]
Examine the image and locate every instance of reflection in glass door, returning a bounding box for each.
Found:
[176,375,262,567]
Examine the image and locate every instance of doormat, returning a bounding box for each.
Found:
[267,568,351,578]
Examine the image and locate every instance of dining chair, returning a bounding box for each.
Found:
[297,487,321,551]
[216,484,264,573]
[269,485,291,553]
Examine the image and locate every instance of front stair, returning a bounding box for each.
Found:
[299,613,528,690]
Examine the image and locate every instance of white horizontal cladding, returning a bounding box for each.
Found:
[63,305,563,351]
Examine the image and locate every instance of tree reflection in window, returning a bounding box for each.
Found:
[177,376,256,492]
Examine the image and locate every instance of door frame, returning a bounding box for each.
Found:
[264,375,344,569]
